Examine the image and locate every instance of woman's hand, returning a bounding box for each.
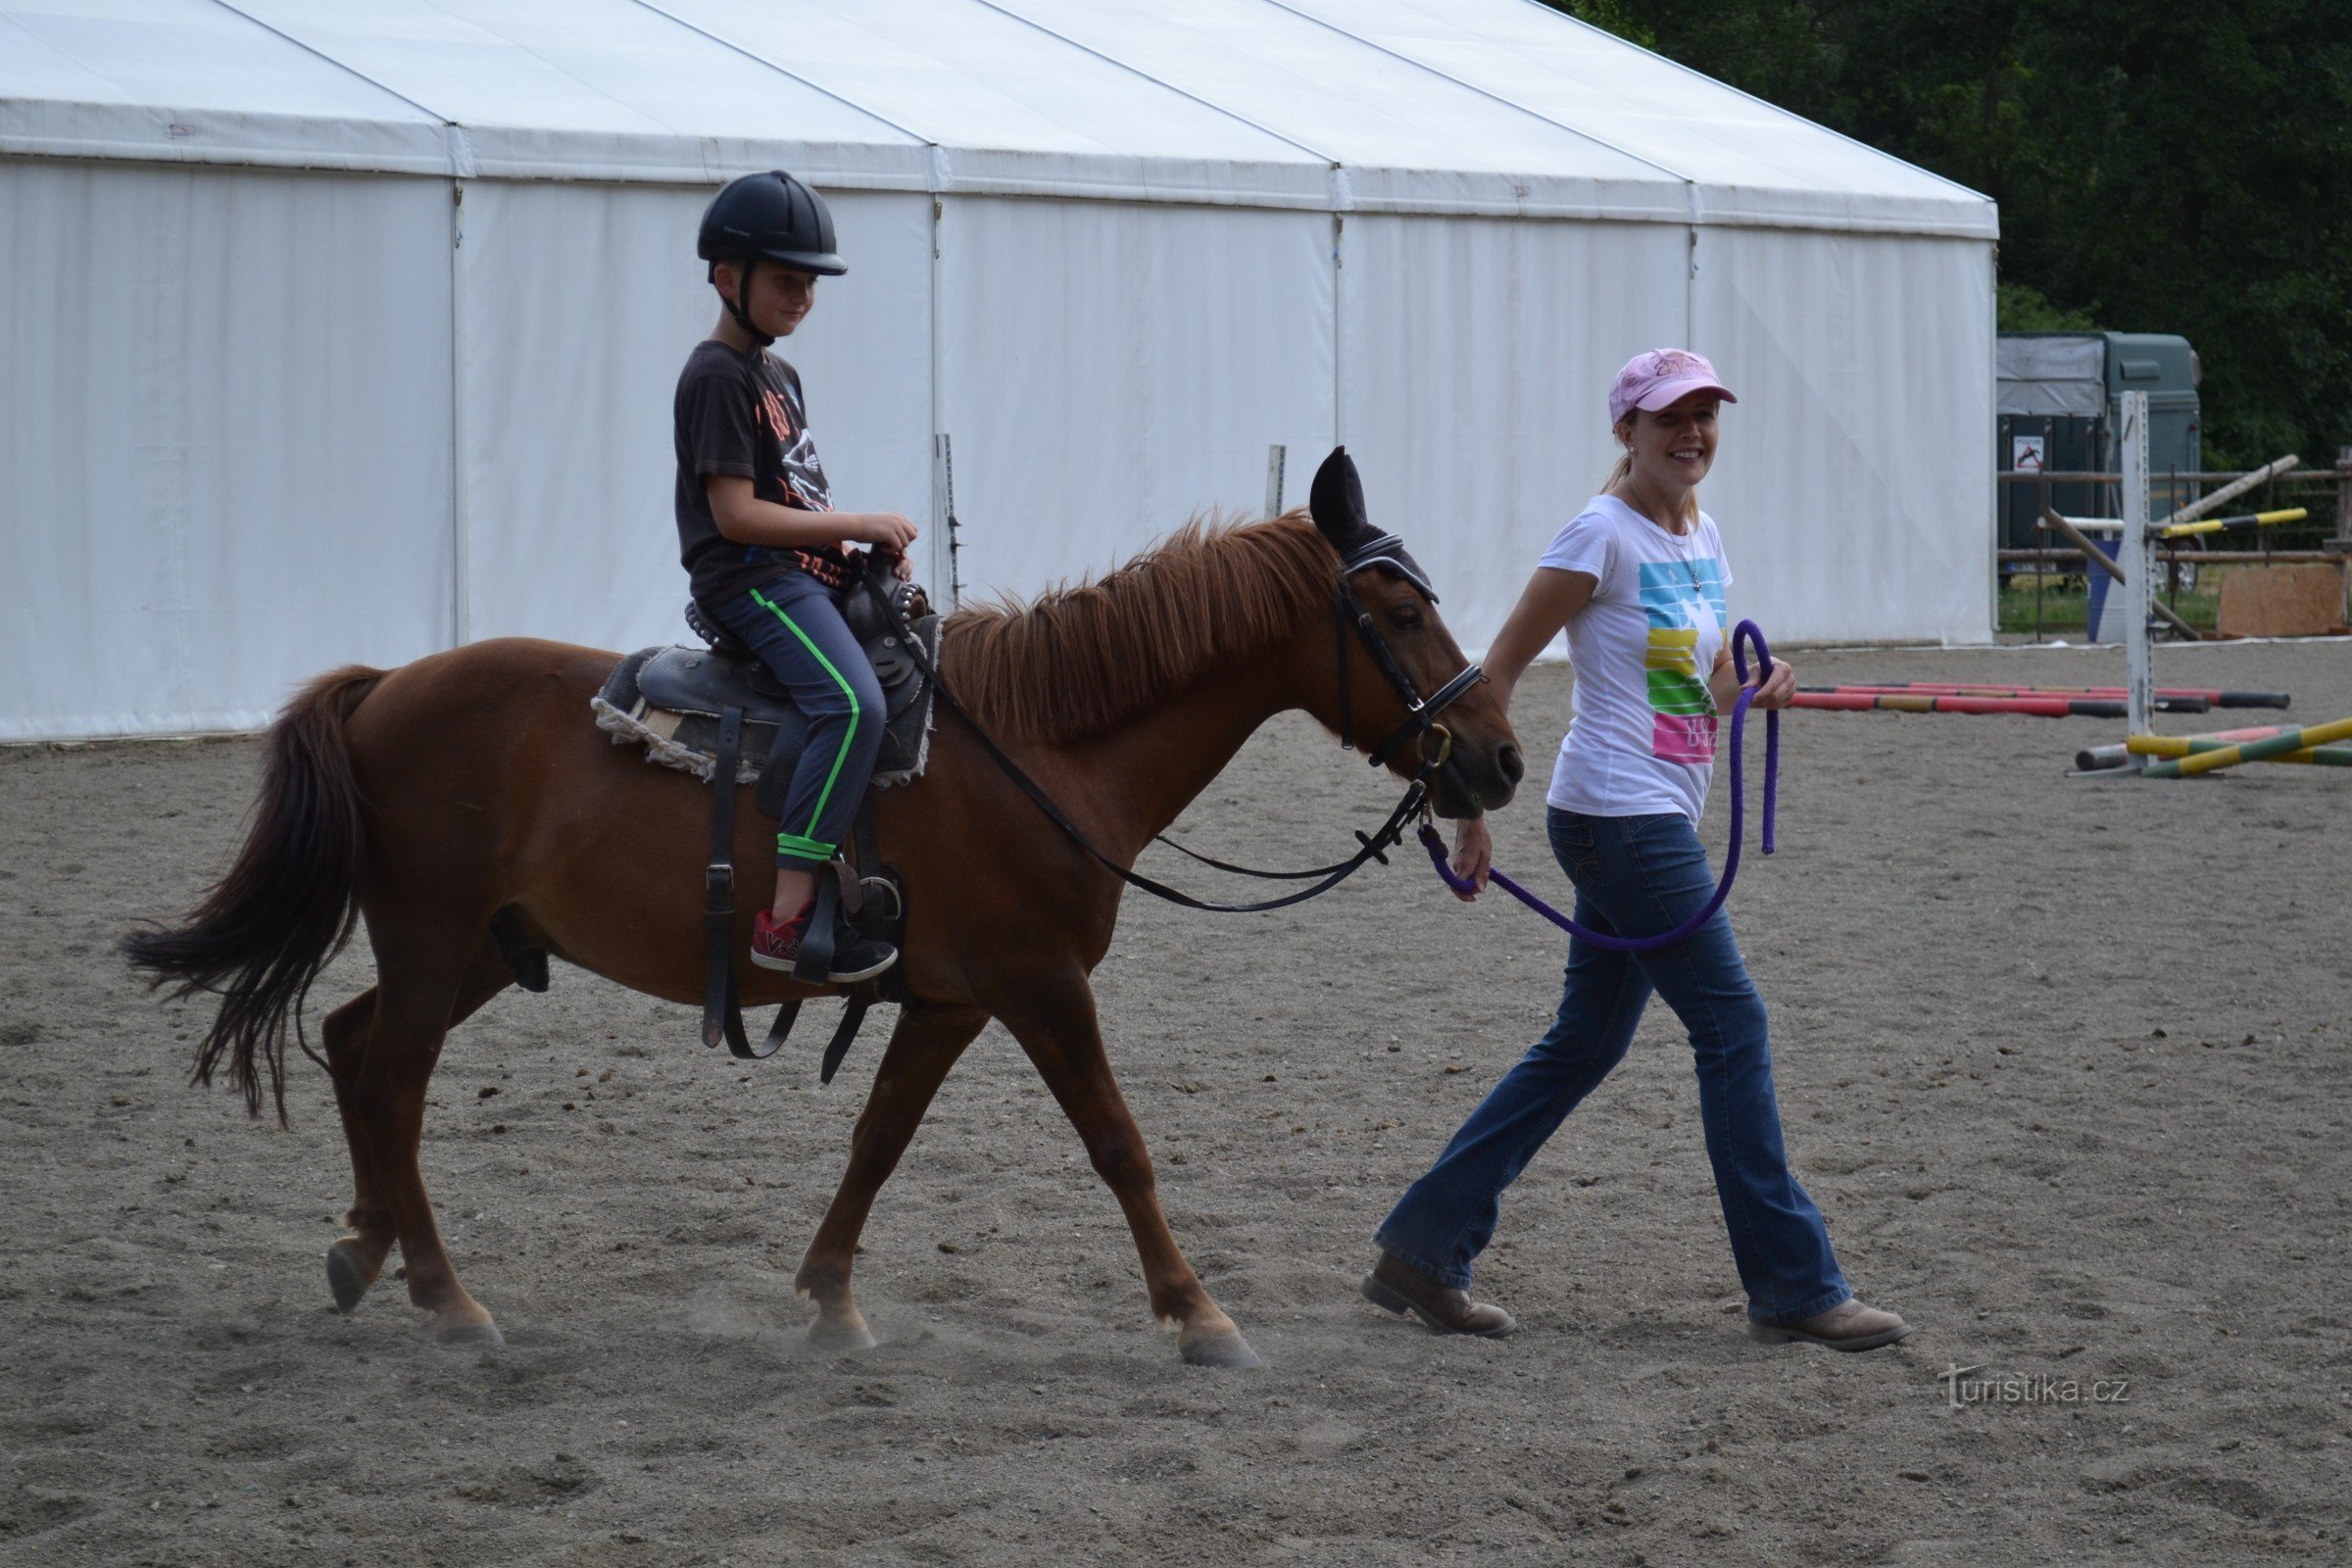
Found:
[1709,646,1796,711]
[1448,816,1492,901]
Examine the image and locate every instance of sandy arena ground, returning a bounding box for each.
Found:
[3,638,2349,1566]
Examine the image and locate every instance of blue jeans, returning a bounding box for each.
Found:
[708,571,885,868]
[1375,808,1849,1325]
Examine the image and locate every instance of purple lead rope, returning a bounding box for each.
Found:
[1418,619,1779,955]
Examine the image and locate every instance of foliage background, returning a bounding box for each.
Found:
[1544,0,2352,468]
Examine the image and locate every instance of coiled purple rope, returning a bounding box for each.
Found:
[1418,620,1779,955]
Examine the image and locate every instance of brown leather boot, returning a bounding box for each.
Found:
[1359,1251,1517,1338]
[1747,1298,1913,1351]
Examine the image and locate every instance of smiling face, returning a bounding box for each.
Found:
[1616,391,1721,499]
[713,259,817,339]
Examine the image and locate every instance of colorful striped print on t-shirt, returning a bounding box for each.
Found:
[1638,558,1727,763]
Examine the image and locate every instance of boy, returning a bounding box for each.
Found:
[675,170,916,982]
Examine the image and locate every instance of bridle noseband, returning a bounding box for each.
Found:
[1331,531,1487,781]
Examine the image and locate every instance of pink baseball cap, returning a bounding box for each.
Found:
[1609,348,1737,425]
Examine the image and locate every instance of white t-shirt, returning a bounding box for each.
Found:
[1542,494,1734,823]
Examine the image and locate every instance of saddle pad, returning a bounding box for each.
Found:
[592,617,937,793]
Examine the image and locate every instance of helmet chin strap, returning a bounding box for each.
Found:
[719,257,774,349]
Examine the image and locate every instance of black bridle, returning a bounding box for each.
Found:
[886,545,1485,914]
[1329,530,1488,769]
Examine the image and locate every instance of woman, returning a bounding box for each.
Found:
[1360,349,1911,1352]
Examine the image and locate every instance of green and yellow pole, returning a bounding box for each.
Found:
[2139,715,2352,778]
[2127,733,2352,767]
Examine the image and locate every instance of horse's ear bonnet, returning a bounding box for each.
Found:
[1307,446,1439,602]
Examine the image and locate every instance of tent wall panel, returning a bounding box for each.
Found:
[0,160,455,739]
[1338,215,1690,653]
[935,197,1333,602]
[454,182,932,653]
[1691,226,1994,645]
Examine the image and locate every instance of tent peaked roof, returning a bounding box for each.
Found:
[0,0,1996,235]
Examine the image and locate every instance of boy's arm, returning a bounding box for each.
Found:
[705,476,917,552]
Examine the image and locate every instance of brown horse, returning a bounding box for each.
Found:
[125,475,1521,1368]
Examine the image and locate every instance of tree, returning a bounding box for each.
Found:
[1543,0,2352,467]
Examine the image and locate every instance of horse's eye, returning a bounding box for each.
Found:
[1387,608,1422,633]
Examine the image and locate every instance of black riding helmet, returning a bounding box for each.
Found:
[698,171,846,346]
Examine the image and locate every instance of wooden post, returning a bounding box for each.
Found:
[2337,446,2351,629]
[1265,444,1288,518]
[2159,453,2299,530]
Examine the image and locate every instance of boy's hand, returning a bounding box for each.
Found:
[888,549,914,581]
[1448,816,1492,901]
[847,513,919,552]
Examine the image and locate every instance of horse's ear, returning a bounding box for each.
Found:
[1308,446,1374,554]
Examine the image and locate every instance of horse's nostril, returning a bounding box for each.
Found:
[1497,744,1525,786]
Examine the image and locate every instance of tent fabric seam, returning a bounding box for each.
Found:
[964,0,1342,172]
[1261,0,1695,199]
[626,0,939,172]
[208,0,468,175]
[1502,0,1996,225]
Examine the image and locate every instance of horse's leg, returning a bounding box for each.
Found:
[996,973,1258,1369]
[345,933,513,1346]
[795,1003,989,1351]
[322,987,388,1312]
[322,946,513,1317]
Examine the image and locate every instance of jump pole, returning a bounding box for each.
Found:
[2139,715,2352,778]
[2075,723,2290,771]
[2126,733,2352,767]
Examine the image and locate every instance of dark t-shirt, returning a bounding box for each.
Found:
[672,339,854,605]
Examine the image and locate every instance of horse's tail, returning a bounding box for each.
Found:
[121,665,384,1124]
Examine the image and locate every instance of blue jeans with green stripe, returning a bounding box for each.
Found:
[710,570,885,868]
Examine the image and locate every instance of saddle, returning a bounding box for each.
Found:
[587,555,941,1080]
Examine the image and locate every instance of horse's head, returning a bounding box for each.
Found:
[1300,448,1522,820]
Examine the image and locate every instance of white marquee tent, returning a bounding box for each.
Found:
[1,0,1997,740]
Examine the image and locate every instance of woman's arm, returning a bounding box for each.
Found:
[1482,567,1598,711]
[706,475,919,552]
[1445,566,1596,897]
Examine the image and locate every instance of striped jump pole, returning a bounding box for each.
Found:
[2139,715,2352,778]
[1792,692,2124,718]
[2075,723,2291,772]
[2126,733,2352,767]
[1859,681,2288,710]
[1806,685,2210,714]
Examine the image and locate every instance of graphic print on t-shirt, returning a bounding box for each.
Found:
[759,383,831,513]
[1637,558,1727,763]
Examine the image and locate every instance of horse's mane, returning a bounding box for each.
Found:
[940,513,1336,742]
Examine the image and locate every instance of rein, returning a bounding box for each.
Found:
[885,543,1482,915]
[1418,620,1781,955]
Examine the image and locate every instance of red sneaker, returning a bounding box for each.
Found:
[749,904,900,984]
[749,905,812,972]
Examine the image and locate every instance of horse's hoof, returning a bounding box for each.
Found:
[324,1241,372,1314]
[434,1316,504,1348]
[808,1318,877,1354]
[1181,1330,1262,1369]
